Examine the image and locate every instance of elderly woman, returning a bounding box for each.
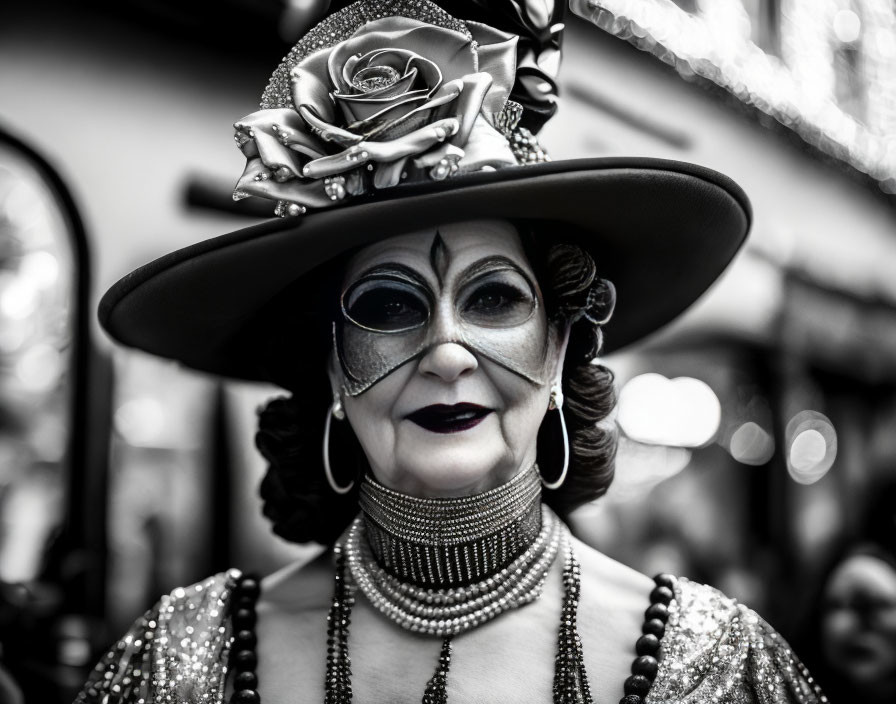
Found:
[77,1,825,703]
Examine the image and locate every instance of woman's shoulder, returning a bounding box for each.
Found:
[651,577,827,703]
[75,570,243,703]
[568,542,826,702]
[258,548,334,614]
[571,535,657,641]
[76,557,333,703]
[572,535,656,596]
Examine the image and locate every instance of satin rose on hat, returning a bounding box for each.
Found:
[233,7,520,216]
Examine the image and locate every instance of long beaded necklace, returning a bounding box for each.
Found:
[325,520,588,704]
[227,569,675,704]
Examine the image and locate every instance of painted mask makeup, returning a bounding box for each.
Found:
[335,243,552,396]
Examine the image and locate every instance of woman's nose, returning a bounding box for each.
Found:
[418,342,478,382]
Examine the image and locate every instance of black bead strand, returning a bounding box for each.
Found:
[617,574,675,704]
[229,574,262,704]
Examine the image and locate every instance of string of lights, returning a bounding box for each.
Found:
[570,0,896,193]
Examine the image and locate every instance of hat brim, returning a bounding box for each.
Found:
[100,157,750,383]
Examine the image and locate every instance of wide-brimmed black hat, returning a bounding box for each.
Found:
[98,1,750,384]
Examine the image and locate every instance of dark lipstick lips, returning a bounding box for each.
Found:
[406,403,491,434]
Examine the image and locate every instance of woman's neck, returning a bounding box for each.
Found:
[358,463,543,587]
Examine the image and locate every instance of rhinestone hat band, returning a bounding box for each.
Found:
[359,464,542,587]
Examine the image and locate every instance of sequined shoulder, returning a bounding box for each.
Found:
[647,577,827,704]
[74,570,241,704]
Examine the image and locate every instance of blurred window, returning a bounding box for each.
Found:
[0,135,77,584]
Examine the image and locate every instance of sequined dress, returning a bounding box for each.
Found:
[74,569,825,704]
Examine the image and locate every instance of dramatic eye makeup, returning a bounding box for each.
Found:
[456,259,537,328]
[336,252,549,396]
[342,267,431,332]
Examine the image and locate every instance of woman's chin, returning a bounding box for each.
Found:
[389,419,515,496]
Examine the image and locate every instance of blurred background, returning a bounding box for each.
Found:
[1,0,895,701]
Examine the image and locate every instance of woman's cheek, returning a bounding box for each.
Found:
[345,400,389,470]
[497,381,550,463]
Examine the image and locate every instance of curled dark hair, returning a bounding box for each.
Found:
[257,241,616,545]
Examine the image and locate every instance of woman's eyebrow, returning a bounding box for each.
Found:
[455,255,533,285]
[350,262,432,289]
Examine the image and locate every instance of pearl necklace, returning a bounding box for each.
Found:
[344,504,562,636]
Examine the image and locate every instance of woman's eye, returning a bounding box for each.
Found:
[345,282,428,331]
[463,282,534,326]
[468,284,515,311]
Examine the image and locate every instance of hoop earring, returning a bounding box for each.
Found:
[323,397,354,495]
[539,385,569,490]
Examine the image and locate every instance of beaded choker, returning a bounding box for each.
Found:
[358,464,543,587]
[346,503,561,636]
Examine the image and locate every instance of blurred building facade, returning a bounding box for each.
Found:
[0,0,895,700]
[551,0,896,631]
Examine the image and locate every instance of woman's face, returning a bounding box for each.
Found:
[821,553,896,689]
[328,220,567,497]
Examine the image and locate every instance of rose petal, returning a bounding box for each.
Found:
[234,109,310,180]
[465,22,518,125]
[452,116,517,173]
[372,155,411,189]
[361,80,461,139]
[235,108,307,156]
[526,0,554,30]
[328,18,475,86]
[237,135,259,159]
[440,73,492,147]
[368,108,432,141]
[340,53,364,91]
[412,143,465,169]
[298,106,365,147]
[301,117,459,179]
[353,49,442,96]
[270,121,327,159]
[342,69,418,101]
[335,89,431,127]
[360,77,462,140]
[536,46,561,78]
[344,169,367,196]
[290,64,337,123]
[403,55,442,92]
[355,47,412,75]
[235,157,335,209]
[340,48,411,92]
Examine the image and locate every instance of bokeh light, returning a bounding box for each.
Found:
[729,421,775,465]
[611,435,693,500]
[0,272,38,320]
[15,343,63,393]
[19,250,60,289]
[832,9,862,44]
[785,410,838,484]
[114,397,167,447]
[2,180,42,229]
[617,373,721,448]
